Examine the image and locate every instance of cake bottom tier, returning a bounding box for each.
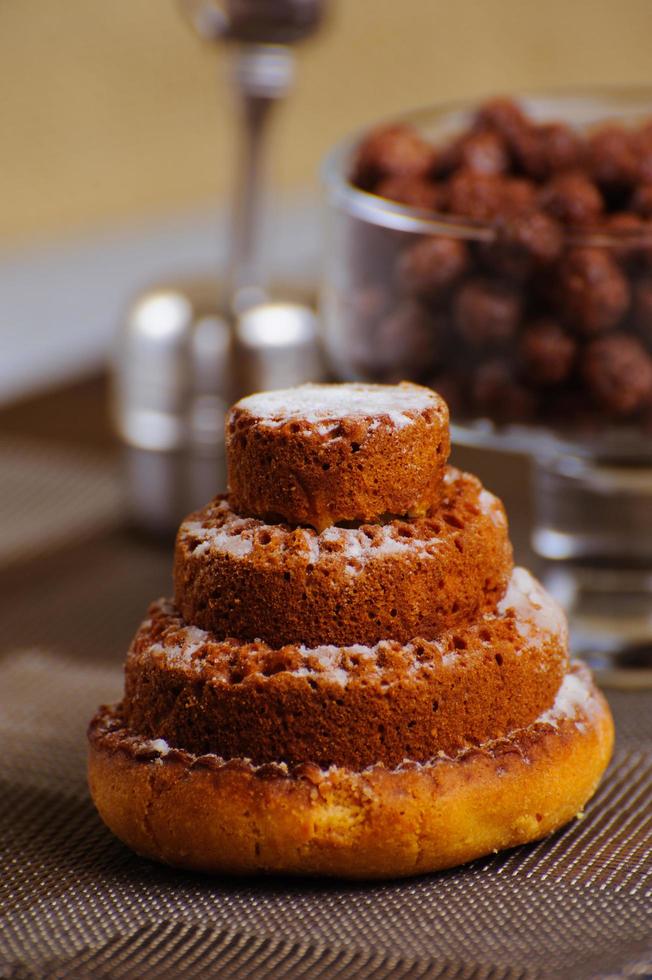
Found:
[88,663,613,880]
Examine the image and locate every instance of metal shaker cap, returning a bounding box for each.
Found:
[112,286,232,453]
[234,300,324,394]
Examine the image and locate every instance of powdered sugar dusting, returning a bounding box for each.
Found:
[537,667,595,727]
[479,489,506,527]
[180,507,442,569]
[147,738,170,755]
[147,615,212,669]
[286,641,378,687]
[295,665,349,687]
[498,567,568,647]
[183,519,254,558]
[234,383,438,431]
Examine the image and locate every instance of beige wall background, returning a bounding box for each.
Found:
[3,0,652,246]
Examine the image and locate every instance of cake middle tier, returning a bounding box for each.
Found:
[124,568,569,770]
[175,468,513,647]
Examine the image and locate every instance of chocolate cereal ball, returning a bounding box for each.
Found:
[519,319,577,386]
[633,277,652,339]
[557,247,630,335]
[582,333,652,416]
[587,126,640,189]
[497,209,564,264]
[444,172,508,221]
[353,124,435,187]
[539,171,604,226]
[396,236,469,301]
[444,173,536,222]
[501,177,539,214]
[456,130,511,176]
[636,128,652,184]
[475,97,532,150]
[471,359,536,422]
[476,210,563,281]
[374,302,440,380]
[532,123,584,178]
[454,278,522,348]
[602,212,648,266]
[375,175,442,211]
[631,183,652,218]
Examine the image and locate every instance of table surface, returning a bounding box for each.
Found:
[0,377,650,980]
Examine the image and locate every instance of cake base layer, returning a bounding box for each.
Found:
[88,664,613,880]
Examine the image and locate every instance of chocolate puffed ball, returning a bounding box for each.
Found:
[633,277,652,340]
[456,130,510,176]
[587,126,640,189]
[631,183,652,218]
[557,247,630,335]
[471,358,537,422]
[500,177,538,215]
[373,302,440,379]
[602,212,648,266]
[349,284,391,322]
[519,319,577,386]
[476,210,563,281]
[474,97,532,149]
[582,333,652,416]
[454,278,522,348]
[430,373,464,417]
[396,236,469,301]
[509,122,583,181]
[352,124,435,188]
[533,123,584,177]
[539,171,604,226]
[444,172,506,221]
[376,175,442,211]
[329,286,390,376]
[502,208,564,262]
[636,128,652,184]
[445,172,535,221]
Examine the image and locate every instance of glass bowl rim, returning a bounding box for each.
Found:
[321,84,652,243]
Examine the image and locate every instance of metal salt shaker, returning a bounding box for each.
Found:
[112,284,232,534]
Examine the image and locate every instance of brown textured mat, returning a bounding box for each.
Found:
[0,440,651,980]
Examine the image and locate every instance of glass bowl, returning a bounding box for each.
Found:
[321,88,652,682]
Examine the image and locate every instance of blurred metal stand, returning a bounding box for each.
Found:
[112,0,328,533]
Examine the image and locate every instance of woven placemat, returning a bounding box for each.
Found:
[0,440,650,980]
[0,437,123,568]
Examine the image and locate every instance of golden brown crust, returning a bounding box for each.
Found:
[88,665,614,880]
[125,568,568,769]
[174,468,512,647]
[226,382,450,531]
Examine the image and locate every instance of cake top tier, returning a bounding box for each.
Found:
[226,382,450,530]
[235,382,441,432]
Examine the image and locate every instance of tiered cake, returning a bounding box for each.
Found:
[88,382,613,879]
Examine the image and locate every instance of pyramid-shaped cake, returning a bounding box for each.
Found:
[88,382,613,879]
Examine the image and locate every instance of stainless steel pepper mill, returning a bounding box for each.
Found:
[112,0,328,533]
